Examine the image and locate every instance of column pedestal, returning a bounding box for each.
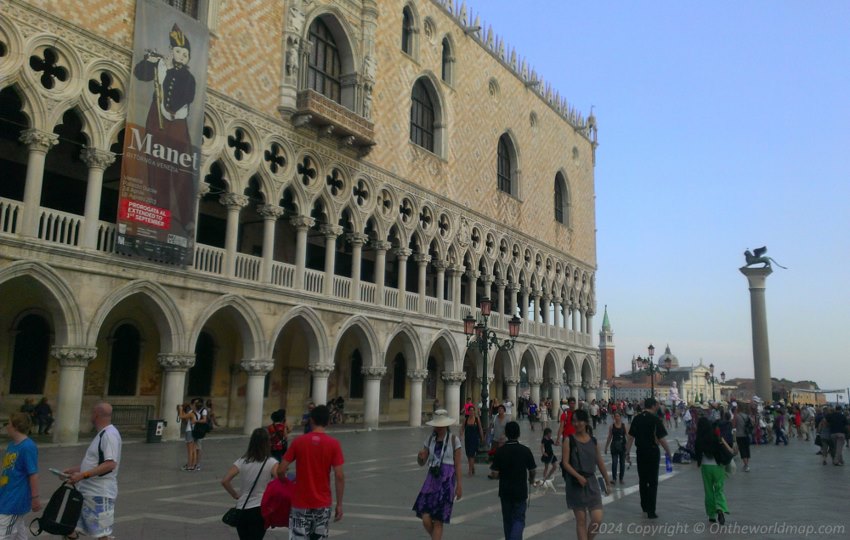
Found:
[158,353,196,441]
[52,347,97,444]
[242,359,273,434]
[740,266,774,401]
[363,367,386,428]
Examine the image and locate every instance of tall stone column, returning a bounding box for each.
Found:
[258,204,284,283]
[52,346,97,444]
[449,265,464,319]
[482,273,494,302]
[505,377,519,411]
[495,279,507,318]
[242,359,273,434]
[553,297,562,328]
[740,266,774,401]
[373,240,391,305]
[158,353,195,441]
[433,259,448,302]
[587,309,594,336]
[322,224,343,296]
[466,269,480,311]
[442,371,465,424]
[414,253,431,314]
[363,366,387,428]
[572,305,579,332]
[551,381,561,404]
[309,364,334,406]
[19,129,59,237]
[407,369,429,426]
[533,290,543,324]
[542,294,552,325]
[520,286,530,321]
[291,215,315,289]
[529,377,542,406]
[347,233,368,301]
[394,247,412,308]
[80,148,116,249]
[221,193,249,278]
[508,284,518,318]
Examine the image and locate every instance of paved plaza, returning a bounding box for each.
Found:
[13,421,849,539]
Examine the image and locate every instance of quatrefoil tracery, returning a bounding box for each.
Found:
[353,180,370,207]
[326,168,345,196]
[227,128,252,161]
[264,143,286,174]
[297,156,317,186]
[29,47,68,90]
[88,72,122,111]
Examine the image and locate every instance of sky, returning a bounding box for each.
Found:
[470,1,850,390]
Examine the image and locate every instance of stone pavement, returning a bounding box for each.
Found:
[11,421,849,539]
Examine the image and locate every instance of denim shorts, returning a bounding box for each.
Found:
[78,496,115,537]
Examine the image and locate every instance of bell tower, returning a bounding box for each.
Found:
[598,305,615,381]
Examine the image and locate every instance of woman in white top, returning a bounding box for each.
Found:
[221,428,278,539]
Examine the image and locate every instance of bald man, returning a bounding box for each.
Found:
[64,402,123,539]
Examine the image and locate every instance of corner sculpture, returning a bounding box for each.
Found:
[743,246,787,269]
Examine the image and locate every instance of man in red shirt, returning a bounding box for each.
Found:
[279,404,345,539]
[557,397,578,443]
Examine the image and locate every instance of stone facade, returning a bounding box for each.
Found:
[0,0,600,443]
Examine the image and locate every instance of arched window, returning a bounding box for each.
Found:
[426,356,438,399]
[349,349,364,399]
[189,331,215,397]
[497,134,514,194]
[10,314,50,394]
[108,324,141,396]
[392,353,406,399]
[441,37,453,83]
[401,7,414,54]
[554,172,569,224]
[308,18,341,103]
[410,80,435,152]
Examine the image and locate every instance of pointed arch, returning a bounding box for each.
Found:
[334,315,380,367]
[554,170,570,225]
[189,294,266,360]
[384,322,423,370]
[410,73,448,157]
[270,305,330,368]
[426,329,462,373]
[304,10,360,110]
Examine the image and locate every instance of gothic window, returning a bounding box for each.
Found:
[108,324,141,396]
[410,80,434,152]
[9,314,50,394]
[393,354,406,399]
[441,37,453,83]
[189,331,215,397]
[497,134,514,195]
[401,7,414,54]
[554,172,569,225]
[349,349,364,399]
[308,18,341,103]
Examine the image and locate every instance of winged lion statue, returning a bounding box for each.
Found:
[744,246,787,269]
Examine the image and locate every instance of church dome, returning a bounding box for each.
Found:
[658,344,679,368]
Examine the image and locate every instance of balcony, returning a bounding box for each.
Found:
[292,89,375,155]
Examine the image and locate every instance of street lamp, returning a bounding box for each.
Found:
[703,364,724,402]
[463,297,521,441]
[634,343,671,398]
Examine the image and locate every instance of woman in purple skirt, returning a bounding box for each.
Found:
[413,409,463,539]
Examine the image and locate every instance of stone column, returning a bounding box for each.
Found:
[19,129,59,237]
[532,290,543,323]
[587,309,594,336]
[542,294,552,325]
[221,193,249,278]
[407,369,429,426]
[442,371,466,424]
[571,384,581,400]
[414,253,431,314]
[158,353,195,441]
[505,377,519,412]
[586,384,598,402]
[242,358,274,434]
[347,233,368,301]
[373,240,391,305]
[529,377,542,406]
[553,297,562,328]
[508,284,518,318]
[80,148,116,249]
[466,269,480,311]
[291,215,315,289]
[520,287,530,321]
[309,364,334,407]
[52,346,97,444]
[740,266,774,401]
[258,204,284,283]
[551,381,561,404]
[394,247,412,308]
[322,224,343,296]
[449,265,464,319]
[433,259,448,302]
[363,366,387,428]
[572,305,579,332]
[495,279,507,318]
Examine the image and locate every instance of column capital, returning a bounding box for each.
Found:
[441,371,466,383]
[290,215,315,230]
[257,204,285,220]
[532,289,543,298]
[220,192,250,209]
[80,147,116,170]
[157,353,196,371]
[320,224,344,238]
[494,278,507,289]
[465,269,481,280]
[308,363,335,376]
[448,264,465,276]
[373,240,392,251]
[480,273,494,284]
[413,253,432,265]
[432,259,450,271]
[505,377,521,385]
[529,377,544,386]
[362,366,387,379]
[520,286,531,296]
[197,181,211,199]
[346,232,369,247]
[394,247,413,259]
[553,296,563,305]
[52,346,97,368]
[241,358,274,374]
[407,369,429,381]
[19,128,58,151]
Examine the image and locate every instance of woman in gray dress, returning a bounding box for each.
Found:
[561,409,612,540]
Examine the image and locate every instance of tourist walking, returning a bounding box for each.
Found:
[460,405,484,476]
[773,407,789,446]
[604,412,627,484]
[817,409,833,465]
[64,402,122,540]
[540,427,557,480]
[527,401,538,431]
[694,417,733,524]
[561,410,612,540]
[827,405,848,465]
[413,409,463,540]
[0,413,41,540]
[557,397,578,445]
[221,428,278,540]
[490,421,536,540]
[626,398,672,519]
[279,404,345,539]
[732,405,753,472]
[267,409,291,462]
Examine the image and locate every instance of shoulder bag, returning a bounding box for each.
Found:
[222,458,269,527]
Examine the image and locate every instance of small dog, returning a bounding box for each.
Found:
[532,477,557,494]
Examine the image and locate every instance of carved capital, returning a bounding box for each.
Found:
[372,240,392,252]
[320,224,344,238]
[505,282,518,293]
[308,363,335,376]
[432,259,449,271]
[505,377,521,385]
[362,366,387,379]
[242,358,274,374]
[258,204,285,220]
[553,296,563,305]
[407,369,429,381]
[290,215,315,230]
[520,286,531,296]
[493,278,507,290]
[346,232,369,247]
[19,129,58,151]
[413,253,432,265]
[465,269,481,280]
[220,193,250,209]
[157,353,196,371]
[542,294,552,303]
[529,377,544,386]
[442,371,466,383]
[480,273,494,284]
[394,247,413,259]
[80,147,116,170]
[448,264,466,276]
[197,182,211,200]
[52,346,97,368]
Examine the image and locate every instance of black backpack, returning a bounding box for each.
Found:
[192,409,211,439]
[30,482,84,536]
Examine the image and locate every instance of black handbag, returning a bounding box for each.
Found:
[222,458,268,528]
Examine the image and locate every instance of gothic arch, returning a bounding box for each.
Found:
[410,72,449,158]
[334,315,380,367]
[426,329,461,373]
[270,305,329,368]
[384,322,423,370]
[189,294,266,360]
[303,8,361,110]
[564,353,581,384]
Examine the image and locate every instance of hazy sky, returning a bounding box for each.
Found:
[470,1,850,389]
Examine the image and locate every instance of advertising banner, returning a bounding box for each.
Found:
[116,0,209,266]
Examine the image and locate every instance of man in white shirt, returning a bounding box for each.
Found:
[64,402,122,540]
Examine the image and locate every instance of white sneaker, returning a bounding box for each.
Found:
[744,465,750,472]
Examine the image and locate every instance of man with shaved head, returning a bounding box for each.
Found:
[63,402,122,539]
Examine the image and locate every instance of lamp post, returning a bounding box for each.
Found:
[703,364,725,402]
[463,297,522,440]
[634,344,672,399]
